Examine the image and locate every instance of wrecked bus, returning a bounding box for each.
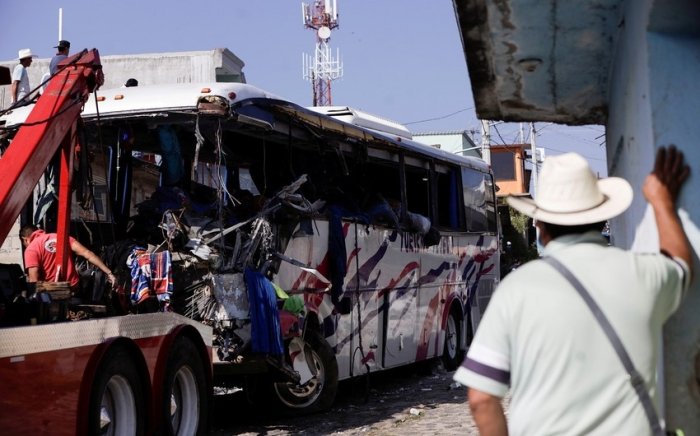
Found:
[0,82,499,414]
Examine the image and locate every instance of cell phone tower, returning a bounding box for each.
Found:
[302,0,342,106]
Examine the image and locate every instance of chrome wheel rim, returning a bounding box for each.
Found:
[99,375,137,436]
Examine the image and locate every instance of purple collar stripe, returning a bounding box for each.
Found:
[462,357,510,384]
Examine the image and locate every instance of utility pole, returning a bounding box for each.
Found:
[519,122,525,144]
[58,8,63,40]
[480,119,491,164]
[529,122,538,198]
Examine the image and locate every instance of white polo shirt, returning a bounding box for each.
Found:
[454,232,689,435]
[12,64,30,102]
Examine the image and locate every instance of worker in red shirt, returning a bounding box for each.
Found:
[20,225,115,291]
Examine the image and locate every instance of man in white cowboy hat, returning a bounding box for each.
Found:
[11,48,36,104]
[454,146,692,435]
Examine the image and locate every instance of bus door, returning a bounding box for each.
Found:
[348,221,384,373]
[380,155,430,368]
[461,168,500,332]
[380,227,421,368]
[414,162,463,361]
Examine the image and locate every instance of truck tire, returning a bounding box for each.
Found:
[161,336,209,436]
[272,331,338,413]
[88,345,145,436]
[442,307,465,371]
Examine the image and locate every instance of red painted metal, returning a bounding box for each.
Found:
[0,56,216,432]
[0,49,103,247]
[55,130,76,280]
[0,333,165,435]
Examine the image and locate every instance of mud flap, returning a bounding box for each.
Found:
[288,337,317,385]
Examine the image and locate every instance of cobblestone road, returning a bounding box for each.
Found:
[210,361,482,435]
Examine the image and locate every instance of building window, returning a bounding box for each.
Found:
[491,152,516,180]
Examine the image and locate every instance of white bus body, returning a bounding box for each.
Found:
[0,82,499,413]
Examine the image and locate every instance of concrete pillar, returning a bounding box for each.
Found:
[607,0,700,429]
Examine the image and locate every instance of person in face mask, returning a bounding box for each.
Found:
[454,146,692,435]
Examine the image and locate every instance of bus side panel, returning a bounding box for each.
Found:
[275,224,499,378]
[462,235,500,333]
[276,219,356,381]
[352,226,420,370]
[415,234,462,362]
[340,223,380,375]
[376,230,421,368]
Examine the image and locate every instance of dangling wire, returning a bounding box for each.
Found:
[215,120,226,259]
[192,114,203,181]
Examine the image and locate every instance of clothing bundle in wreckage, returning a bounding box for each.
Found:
[105,174,329,363]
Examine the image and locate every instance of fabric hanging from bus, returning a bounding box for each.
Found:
[158,125,184,186]
[244,267,284,355]
[127,247,173,305]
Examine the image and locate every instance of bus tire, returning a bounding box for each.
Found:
[442,307,465,371]
[272,331,338,413]
[161,336,209,436]
[88,345,146,435]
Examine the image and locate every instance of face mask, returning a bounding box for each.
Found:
[536,237,545,255]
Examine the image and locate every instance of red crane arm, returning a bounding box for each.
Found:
[0,49,103,279]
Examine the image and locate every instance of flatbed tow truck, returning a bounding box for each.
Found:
[0,50,212,435]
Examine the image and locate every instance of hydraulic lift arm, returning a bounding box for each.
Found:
[0,49,103,280]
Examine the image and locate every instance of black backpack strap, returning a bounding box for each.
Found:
[543,256,664,436]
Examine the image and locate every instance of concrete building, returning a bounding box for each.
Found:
[0,48,245,108]
[489,144,528,197]
[453,0,700,427]
[412,130,481,158]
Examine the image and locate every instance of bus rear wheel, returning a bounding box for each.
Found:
[88,345,145,436]
[442,308,465,371]
[272,332,338,413]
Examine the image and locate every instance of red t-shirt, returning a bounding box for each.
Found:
[23,230,79,287]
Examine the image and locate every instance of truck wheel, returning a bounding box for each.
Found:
[272,332,338,413]
[88,346,145,436]
[162,336,209,436]
[442,308,465,371]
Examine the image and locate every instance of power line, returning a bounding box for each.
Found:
[491,123,538,166]
[403,107,474,125]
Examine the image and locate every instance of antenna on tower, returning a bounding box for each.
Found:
[302,0,342,106]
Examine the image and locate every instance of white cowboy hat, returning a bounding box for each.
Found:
[507,152,633,225]
[18,48,36,60]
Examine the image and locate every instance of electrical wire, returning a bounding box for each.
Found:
[491,123,538,167]
[403,107,475,126]
[489,123,606,166]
